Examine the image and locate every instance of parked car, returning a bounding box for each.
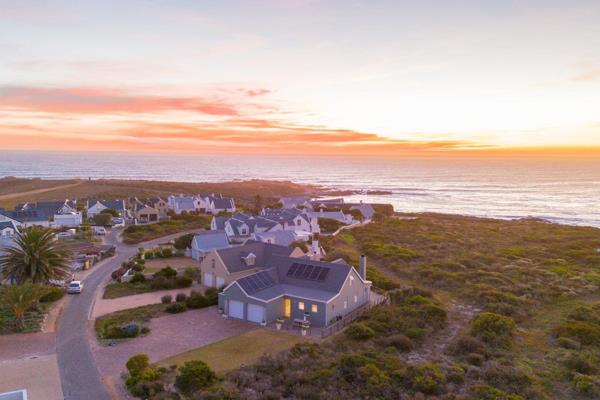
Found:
[93,226,107,235]
[67,281,83,294]
[112,217,124,227]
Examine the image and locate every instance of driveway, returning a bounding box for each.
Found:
[0,355,63,400]
[93,306,255,392]
[55,228,210,400]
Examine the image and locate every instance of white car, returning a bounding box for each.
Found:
[67,281,83,294]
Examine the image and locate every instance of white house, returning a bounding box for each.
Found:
[204,194,236,214]
[87,199,126,218]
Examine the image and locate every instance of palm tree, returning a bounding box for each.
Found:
[0,283,45,331]
[0,227,72,284]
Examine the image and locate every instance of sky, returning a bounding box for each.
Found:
[1,0,599,155]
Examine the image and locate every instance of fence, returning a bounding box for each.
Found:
[320,292,387,338]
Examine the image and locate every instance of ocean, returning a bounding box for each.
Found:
[1,151,599,228]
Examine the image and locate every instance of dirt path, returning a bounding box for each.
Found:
[0,181,84,201]
[405,299,479,363]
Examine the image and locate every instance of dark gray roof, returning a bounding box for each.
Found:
[216,242,294,274]
[88,199,125,211]
[0,221,18,231]
[233,256,356,302]
[253,231,298,247]
[212,216,228,230]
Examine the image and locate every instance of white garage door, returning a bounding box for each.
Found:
[216,276,225,288]
[229,300,244,319]
[247,303,265,324]
[203,273,213,287]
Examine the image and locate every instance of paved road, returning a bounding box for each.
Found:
[56,228,202,400]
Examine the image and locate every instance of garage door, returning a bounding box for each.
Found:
[229,300,244,319]
[203,273,213,287]
[247,303,265,324]
[216,276,225,288]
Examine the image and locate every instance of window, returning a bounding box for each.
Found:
[298,302,305,311]
[311,304,318,313]
[343,300,347,309]
[211,259,215,269]
[354,295,358,303]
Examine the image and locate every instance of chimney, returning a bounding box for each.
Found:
[359,255,367,280]
[311,239,319,254]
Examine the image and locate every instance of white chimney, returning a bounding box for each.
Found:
[311,239,319,254]
[359,255,367,280]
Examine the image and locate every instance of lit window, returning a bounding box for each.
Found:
[298,302,305,310]
[343,301,347,309]
[311,304,318,313]
[354,295,358,303]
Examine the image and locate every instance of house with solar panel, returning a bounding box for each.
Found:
[214,242,371,327]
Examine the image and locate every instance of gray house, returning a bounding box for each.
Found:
[190,230,231,261]
[218,255,371,327]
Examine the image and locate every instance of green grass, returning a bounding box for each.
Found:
[95,303,167,339]
[158,329,308,374]
[103,281,158,299]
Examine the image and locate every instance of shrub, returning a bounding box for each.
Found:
[39,287,66,303]
[471,312,515,347]
[161,295,172,304]
[175,360,216,394]
[126,353,150,376]
[468,384,525,400]
[573,374,598,396]
[448,334,486,356]
[345,322,375,341]
[162,248,173,258]
[175,293,187,302]
[105,323,140,339]
[174,234,194,250]
[130,272,146,283]
[204,287,219,304]
[151,277,173,290]
[155,266,177,279]
[564,352,599,375]
[166,302,187,314]
[382,334,414,352]
[132,264,144,272]
[407,363,446,395]
[144,250,154,259]
[568,305,600,324]
[174,276,193,288]
[554,320,600,346]
[140,326,150,335]
[186,293,210,309]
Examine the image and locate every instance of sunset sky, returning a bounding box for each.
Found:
[1,0,599,155]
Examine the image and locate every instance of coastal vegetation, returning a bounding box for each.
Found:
[122,214,211,244]
[123,213,600,399]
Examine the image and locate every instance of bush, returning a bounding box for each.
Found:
[381,334,414,352]
[162,248,173,258]
[105,323,140,339]
[39,287,66,303]
[144,250,154,259]
[174,276,193,288]
[175,293,187,302]
[174,233,194,250]
[161,295,172,304]
[554,320,600,346]
[126,353,150,376]
[407,363,447,395]
[166,302,187,314]
[204,287,219,304]
[155,266,177,279]
[186,293,210,309]
[468,384,525,400]
[471,312,515,347]
[130,272,146,283]
[132,264,144,272]
[175,360,216,395]
[573,374,599,396]
[345,322,375,341]
[151,277,173,290]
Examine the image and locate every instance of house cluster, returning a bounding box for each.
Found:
[197,239,372,328]
[0,200,82,228]
[167,194,236,215]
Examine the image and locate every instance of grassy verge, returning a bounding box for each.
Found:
[95,303,167,340]
[103,281,160,299]
[122,215,211,244]
[158,329,308,374]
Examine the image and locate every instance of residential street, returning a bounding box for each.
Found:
[55,228,202,400]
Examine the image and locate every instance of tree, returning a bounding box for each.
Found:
[101,208,119,217]
[93,213,113,226]
[175,360,216,394]
[0,284,45,331]
[0,227,72,284]
[174,233,194,250]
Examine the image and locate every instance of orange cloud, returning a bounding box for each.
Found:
[0,85,240,116]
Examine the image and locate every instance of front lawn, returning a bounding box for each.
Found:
[95,303,166,340]
[122,214,211,244]
[158,329,308,374]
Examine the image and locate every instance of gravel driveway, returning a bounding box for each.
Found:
[93,306,255,379]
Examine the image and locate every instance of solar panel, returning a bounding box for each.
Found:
[317,268,330,281]
[309,267,321,280]
[301,265,314,279]
[294,263,306,278]
[239,271,276,294]
[287,263,299,276]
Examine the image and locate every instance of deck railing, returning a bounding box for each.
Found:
[320,293,387,338]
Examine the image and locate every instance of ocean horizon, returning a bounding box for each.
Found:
[1,150,599,228]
